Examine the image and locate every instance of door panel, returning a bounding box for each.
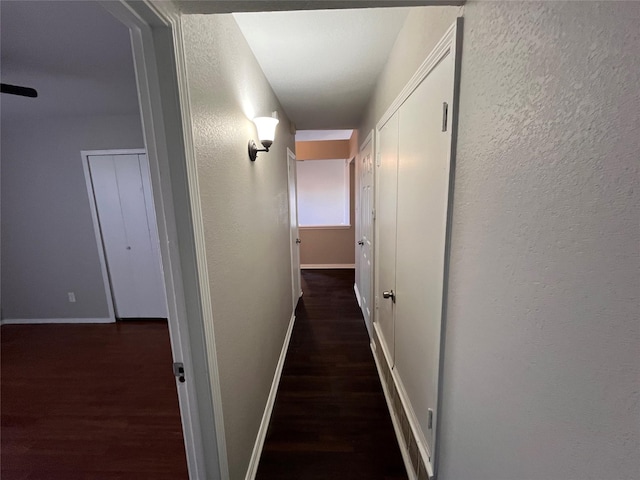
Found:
[357,134,374,335]
[287,150,302,307]
[375,113,399,364]
[394,52,454,457]
[89,154,168,319]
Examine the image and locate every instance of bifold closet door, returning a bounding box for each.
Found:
[88,154,168,319]
[394,51,455,457]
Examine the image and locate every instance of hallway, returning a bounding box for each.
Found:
[256,269,407,480]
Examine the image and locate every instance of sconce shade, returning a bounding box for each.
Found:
[253,116,279,147]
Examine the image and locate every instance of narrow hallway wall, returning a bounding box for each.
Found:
[181,14,296,480]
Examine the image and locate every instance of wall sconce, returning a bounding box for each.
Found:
[248,112,279,161]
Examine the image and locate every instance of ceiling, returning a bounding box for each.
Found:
[0,1,458,130]
[177,1,462,15]
[0,1,139,121]
[234,8,410,129]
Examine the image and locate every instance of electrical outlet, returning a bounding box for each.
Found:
[68,292,76,303]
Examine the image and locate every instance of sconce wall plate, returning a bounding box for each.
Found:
[248,140,261,162]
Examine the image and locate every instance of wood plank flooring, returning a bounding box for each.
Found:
[1,321,188,480]
[256,269,407,480]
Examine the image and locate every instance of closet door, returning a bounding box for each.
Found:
[88,154,168,319]
[394,51,455,457]
[375,112,399,364]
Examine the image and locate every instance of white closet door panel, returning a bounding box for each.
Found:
[375,113,400,364]
[89,154,168,319]
[135,154,168,318]
[89,155,139,317]
[394,52,454,455]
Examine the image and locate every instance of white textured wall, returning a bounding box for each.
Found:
[439,2,640,479]
[1,114,144,319]
[181,14,295,480]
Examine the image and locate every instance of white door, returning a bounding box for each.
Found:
[88,153,168,319]
[375,113,399,364]
[394,51,455,461]
[287,149,302,308]
[357,132,375,335]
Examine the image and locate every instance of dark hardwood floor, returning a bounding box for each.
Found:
[256,269,407,480]
[1,321,188,480]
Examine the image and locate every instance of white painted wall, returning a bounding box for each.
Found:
[180,14,296,480]
[439,3,640,479]
[1,114,144,320]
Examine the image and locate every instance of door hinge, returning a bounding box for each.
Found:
[372,208,376,220]
[428,408,434,429]
[173,362,185,383]
[442,102,449,132]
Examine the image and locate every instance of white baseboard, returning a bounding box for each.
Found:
[245,311,297,480]
[370,341,418,480]
[0,317,114,325]
[300,264,355,269]
[354,283,362,307]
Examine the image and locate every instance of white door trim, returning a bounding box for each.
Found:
[81,148,147,323]
[377,20,460,132]
[100,2,227,479]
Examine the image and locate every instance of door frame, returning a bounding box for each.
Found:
[99,2,227,479]
[81,148,149,322]
[286,148,302,309]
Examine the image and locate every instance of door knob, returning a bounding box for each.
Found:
[296,238,301,244]
[357,240,364,245]
[382,290,396,303]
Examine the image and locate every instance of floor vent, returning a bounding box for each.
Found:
[372,336,430,480]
